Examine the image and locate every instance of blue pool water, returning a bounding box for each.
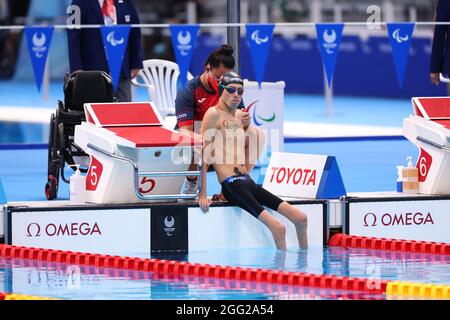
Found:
[1,247,449,300]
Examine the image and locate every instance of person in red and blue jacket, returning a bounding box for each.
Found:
[175,44,264,199]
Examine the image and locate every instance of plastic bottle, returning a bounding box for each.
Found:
[69,165,86,204]
[396,165,404,192]
[402,156,419,194]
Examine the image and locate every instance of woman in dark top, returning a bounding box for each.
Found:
[430,0,450,94]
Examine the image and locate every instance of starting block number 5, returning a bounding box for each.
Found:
[86,157,156,193]
[418,148,432,182]
[86,157,103,191]
[139,177,156,194]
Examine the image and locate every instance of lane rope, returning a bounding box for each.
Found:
[329,233,450,255]
[0,244,387,294]
[2,242,449,299]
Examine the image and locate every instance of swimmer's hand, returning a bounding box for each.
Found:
[241,111,251,128]
[199,195,212,213]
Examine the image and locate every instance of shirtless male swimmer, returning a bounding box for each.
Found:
[198,71,308,250]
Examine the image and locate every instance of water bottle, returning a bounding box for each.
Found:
[402,156,419,194]
[69,165,86,204]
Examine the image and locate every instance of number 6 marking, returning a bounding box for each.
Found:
[419,156,427,177]
[417,148,432,182]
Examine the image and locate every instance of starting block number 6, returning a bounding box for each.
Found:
[418,148,432,183]
[419,157,427,177]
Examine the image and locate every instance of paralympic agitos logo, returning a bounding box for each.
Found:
[363,212,434,227]
[26,222,102,237]
[244,101,276,126]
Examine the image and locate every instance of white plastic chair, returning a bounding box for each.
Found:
[132,59,193,121]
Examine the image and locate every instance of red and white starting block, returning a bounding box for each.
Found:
[74,102,201,204]
[403,97,450,195]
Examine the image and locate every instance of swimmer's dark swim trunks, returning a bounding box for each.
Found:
[221,174,284,218]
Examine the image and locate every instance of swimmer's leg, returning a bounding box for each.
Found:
[276,202,308,249]
[222,177,286,250]
[258,210,287,250]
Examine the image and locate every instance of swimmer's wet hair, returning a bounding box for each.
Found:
[205,44,235,69]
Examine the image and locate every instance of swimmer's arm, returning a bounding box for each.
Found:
[199,162,210,212]
[199,109,219,212]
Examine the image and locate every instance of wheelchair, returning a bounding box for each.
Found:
[45,70,114,200]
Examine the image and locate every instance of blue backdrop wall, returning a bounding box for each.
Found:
[191,33,447,98]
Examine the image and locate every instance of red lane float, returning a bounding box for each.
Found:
[329,233,450,255]
[0,244,387,294]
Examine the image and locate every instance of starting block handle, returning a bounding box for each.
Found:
[87,143,201,201]
[417,136,450,152]
[138,171,200,178]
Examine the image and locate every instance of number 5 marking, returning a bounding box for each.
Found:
[139,177,156,194]
[90,165,98,186]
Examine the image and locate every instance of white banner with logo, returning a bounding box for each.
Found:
[263,152,326,198]
[188,203,325,250]
[263,152,346,199]
[243,80,285,156]
[348,200,450,242]
[11,209,151,256]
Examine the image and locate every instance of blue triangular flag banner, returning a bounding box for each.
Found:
[170,24,199,88]
[25,26,54,92]
[387,23,415,88]
[101,25,131,91]
[0,177,6,204]
[316,156,346,199]
[246,24,275,88]
[315,23,344,88]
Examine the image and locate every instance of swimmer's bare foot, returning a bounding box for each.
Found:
[211,193,227,202]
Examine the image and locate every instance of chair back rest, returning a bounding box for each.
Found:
[136,59,192,117]
[64,71,114,111]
